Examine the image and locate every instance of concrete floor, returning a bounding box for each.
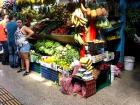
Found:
[0,63,140,105]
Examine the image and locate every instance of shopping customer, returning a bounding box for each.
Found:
[0,14,9,65]
[15,19,34,76]
[6,15,18,68]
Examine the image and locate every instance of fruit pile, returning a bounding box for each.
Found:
[96,18,112,29]
[51,25,69,35]
[80,3,108,19]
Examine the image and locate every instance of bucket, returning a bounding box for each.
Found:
[124,56,135,71]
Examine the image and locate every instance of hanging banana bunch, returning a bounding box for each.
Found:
[74,33,85,45]
[71,8,88,27]
[16,0,24,6]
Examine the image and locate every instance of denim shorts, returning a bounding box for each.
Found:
[20,43,30,53]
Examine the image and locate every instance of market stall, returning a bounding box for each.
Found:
[2,0,125,98]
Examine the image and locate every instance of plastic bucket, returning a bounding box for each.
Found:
[124,56,135,71]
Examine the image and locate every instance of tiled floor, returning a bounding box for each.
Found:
[0,62,140,105]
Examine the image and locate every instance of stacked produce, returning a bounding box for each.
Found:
[34,40,79,70]
[80,3,108,19]
[47,4,71,22]
[80,57,93,71]
[51,25,69,35]
[32,19,64,36]
[96,18,112,29]
[16,0,55,6]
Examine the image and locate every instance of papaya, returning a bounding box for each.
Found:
[86,8,91,17]
[96,7,103,16]
[101,7,108,16]
[91,9,97,18]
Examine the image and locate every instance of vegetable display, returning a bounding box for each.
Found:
[34,40,79,70]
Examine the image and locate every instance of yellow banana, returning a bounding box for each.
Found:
[81,3,87,13]
[71,14,75,24]
[77,34,85,45]
[74,34,78,43]
[79,18,87,25]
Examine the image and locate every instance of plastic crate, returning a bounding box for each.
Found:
[41,66,51,80]
[41,66,59,82]
[84,79,96,98]
[96,70,111,92]
[50,69,59,82]
[30,62,41,73]
[72,77,96,98]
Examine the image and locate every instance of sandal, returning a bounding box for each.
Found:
[23,71,30,76]
[17,68,24,73]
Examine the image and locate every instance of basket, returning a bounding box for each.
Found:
[84,79,96,98]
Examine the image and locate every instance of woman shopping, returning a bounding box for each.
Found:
[15,19,34,76]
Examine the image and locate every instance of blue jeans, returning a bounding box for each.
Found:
[8,41,18,54]
[0,41,9,64]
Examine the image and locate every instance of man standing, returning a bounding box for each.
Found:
[0,14,9,65]
[6,15,18,68]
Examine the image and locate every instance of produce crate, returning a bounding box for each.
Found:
[41,66,51,80]
[84,79,96,98]
[30,54,40,63]
[30,62,41,73]
[41,65,59,82]
[72,76,96,98]
[96,70,111,92]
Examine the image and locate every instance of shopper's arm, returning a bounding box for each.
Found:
[23,26,34,39]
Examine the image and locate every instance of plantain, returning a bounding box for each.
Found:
[77,34,85,45]
[80,3,87,13]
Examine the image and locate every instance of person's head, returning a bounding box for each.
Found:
[16,20,23,28]
[3,14,9,22]
[8,15,14,21]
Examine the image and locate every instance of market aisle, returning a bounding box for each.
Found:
[0,63,140,105]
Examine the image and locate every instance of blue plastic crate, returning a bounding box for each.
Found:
[30,62,41,73]
[41,66,51,80]
[40,65,59,82]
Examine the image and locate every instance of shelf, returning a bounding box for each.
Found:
[106,38,120,42]
[102,26,120,34]
[30,34,77,45]
[101,23,122,35]
[46,34,76,44]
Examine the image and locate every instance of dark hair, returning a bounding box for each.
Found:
[9,14,14,21]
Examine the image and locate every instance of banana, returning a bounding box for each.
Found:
[73,16,78,25]
[75,18,80,27]
[71,8,87,27]
[74,34,78,43]
[31,0,35,4]
[71,14,75,24]
[77,34,85,45]
[79,21,84,26]
[79,18,87,25]
[81,3,87,13]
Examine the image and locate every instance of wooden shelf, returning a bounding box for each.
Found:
[46,34,76,44]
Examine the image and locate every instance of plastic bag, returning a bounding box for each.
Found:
[60,76,73,95]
